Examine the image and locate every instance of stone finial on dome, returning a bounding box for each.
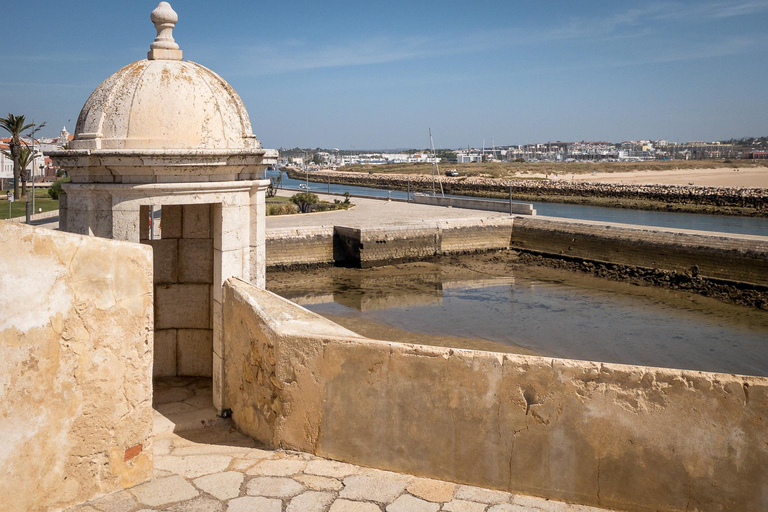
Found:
[148,2,183,61]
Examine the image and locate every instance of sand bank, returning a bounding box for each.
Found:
[547,166,768,187]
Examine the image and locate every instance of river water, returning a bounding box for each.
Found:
[268,261,768,377]
[269,170,768,237]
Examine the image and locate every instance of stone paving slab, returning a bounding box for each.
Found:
[67,423,616,512]
[66,378,617,512]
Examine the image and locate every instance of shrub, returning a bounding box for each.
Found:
[48,177,70,199]
[290,192,319,213]
[266,202,298,216]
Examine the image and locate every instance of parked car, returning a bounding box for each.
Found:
[445,169,459,177]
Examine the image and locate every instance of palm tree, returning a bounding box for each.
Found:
[15,146,38,197]
[0,114,44,200]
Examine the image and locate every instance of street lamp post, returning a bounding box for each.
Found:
[31,150,36,220]
[24,131,43,224]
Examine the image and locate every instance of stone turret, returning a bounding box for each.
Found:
[49,3,275,412]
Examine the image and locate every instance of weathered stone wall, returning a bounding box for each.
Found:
[143,204,214,377]
[266,216,768,290]
[438,218,516,255]
[266,227,335,268]
[222,278,768,512]
[511,217,768,286]
[336,225,441,268]
[266,219,517,268]
[0,221,154,512]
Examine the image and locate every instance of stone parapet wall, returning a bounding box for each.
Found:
[287,168,768,210]
[412,194,536,215]
[512,217,768,286]
[222,278,768,512]
[0,221,154,512]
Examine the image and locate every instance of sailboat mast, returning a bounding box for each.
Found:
[430,128,436,195]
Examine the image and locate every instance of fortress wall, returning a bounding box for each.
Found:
[337,225,441,268]
[438,217,516,254]
[265,215,768,287]
[266,226,335,267]
[266,219,516,268]
[0,221,154,512]
[222,278,768,512]
[511,217,768,286]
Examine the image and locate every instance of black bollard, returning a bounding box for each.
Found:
[26,201,31,224]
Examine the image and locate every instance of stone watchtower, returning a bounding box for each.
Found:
[50,2,276,411]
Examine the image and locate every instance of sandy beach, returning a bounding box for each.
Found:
[546,166,768,187]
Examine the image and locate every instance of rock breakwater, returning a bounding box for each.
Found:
[287,168,768,216]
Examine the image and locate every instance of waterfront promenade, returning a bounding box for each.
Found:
[268,190,512,229]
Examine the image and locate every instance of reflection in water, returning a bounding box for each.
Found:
[283,273,445,312]
[271,269,768,377]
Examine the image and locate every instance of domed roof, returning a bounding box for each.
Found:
[71,2,260,152]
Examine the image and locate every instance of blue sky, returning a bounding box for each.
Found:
[2,1,767,149]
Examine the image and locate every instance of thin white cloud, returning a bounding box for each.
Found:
[221,0,768,76]
[702,1,768,18]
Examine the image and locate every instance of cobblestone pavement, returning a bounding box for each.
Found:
[67,379,615,512]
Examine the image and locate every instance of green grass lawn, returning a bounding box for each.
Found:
[0,187,58,220]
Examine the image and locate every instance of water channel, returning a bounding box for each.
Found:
[269,170,768,237]
[268,258,768,377]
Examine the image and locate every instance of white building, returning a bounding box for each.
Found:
[0,138,47,181]
[456,152,482,163]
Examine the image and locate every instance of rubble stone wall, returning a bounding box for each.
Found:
[222,277,768,512]
[0,221,154,512]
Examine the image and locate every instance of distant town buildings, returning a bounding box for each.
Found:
[0,127,71,185]
[281,151,441,168]
[277,137,762,170]
[453,140,736,163]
